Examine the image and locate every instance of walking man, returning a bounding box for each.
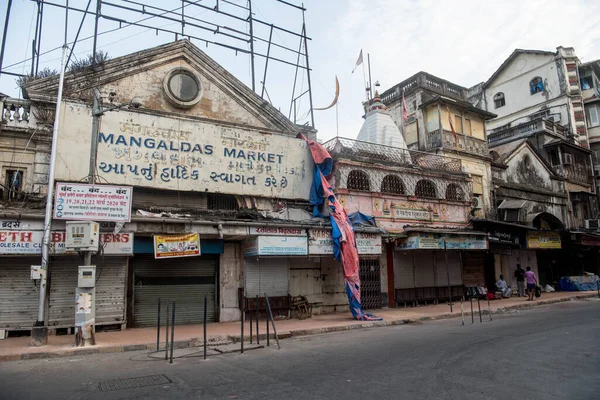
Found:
[514,264,526,297]
[525,267,537,301]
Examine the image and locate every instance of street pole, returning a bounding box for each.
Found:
[89,89,101,184]
[32,44,68,347]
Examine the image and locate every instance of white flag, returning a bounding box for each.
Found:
[351,50,363,73]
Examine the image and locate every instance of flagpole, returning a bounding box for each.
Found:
[367,53,373,100]
[362,60,368,102]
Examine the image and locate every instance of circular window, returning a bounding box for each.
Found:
[163,68,202,108]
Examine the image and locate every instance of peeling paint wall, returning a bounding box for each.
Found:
[319,256,349,314]
[219,242,242,322]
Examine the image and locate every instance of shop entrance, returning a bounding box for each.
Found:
[359,259,382,309]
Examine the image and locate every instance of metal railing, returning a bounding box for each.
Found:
[488,117,568,146]
[322,137,463,174]
[427,130,489,157]
[380,72,468,104]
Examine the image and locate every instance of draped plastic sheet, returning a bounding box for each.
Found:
[303,135,382,321]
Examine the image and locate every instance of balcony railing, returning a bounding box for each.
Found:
[322,137,463,174]
[380,72,468,105]
[555,164,593,185]
[427,130,488,157]
[488,117,567,146]
[0,98,46,131]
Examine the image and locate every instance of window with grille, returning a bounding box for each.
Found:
[415,179,437,199]
[5,170,23,201]
[530,77,544,95]
[347,170,371,191]
[207,193,239,210]
[494,93,505,108]
[381,175,405,195]
[445,184,464,201]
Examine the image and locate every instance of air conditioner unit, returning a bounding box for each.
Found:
[66,221,100,252]
[471,196,483,209]
[585,219,600,230]
[563,153,574,165]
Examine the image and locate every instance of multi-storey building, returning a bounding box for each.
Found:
[469,47,600,286]
[380,72,497,219]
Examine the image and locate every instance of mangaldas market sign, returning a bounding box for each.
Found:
[154,233,201,259]
[54,107,314,200]
[0,231,133,255]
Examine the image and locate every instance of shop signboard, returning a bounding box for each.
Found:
[0,231,133,255]
[307,229,382,255]
[153,233,201,259]
[249,227,305,236]
[355,232,382,254]
[308,229,334,255]
[53,183,133,222]
[444,236,488,250]
[244,236,308,256]
[395,233,444,250]
[527,232,561,249]
[579,235,600,247]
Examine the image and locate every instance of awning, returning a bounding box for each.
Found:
[498,199,528,209]
[403,227,487,236]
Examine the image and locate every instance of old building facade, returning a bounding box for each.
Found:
[0,40,366,335]
[323,94,490,308]
[380,72,497,219]
[469,46,600,287]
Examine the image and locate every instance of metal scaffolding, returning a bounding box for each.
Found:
[0,0,315,127]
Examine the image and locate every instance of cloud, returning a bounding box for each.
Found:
[311,0,600,142]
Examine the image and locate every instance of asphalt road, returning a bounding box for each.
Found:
[1,298,600,400]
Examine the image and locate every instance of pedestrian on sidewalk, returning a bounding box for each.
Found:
[514,264,526,297]
[525,267,537,301]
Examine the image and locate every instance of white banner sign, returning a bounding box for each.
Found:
[0,231,134,255]
[243,236,308,256]
[54,106,314,200]
[54,183,133,222]
[308,229,381,255]
[355,232,382,255]
[308,229,334,255]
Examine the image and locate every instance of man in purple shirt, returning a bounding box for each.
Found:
[525,267,537,301]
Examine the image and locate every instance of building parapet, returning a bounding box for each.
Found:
[322,137,463,174]
[380,72,468,105]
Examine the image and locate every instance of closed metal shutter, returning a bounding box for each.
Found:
[413,252,435,287]
[48,256,128,327]
[462,252,485,286]
[133,255,217,327]
[0,257,40,330]
[434,251,462,286]
[245,258,289,297]
[394,252,414,289]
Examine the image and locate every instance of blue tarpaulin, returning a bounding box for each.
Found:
[558,275,600,292]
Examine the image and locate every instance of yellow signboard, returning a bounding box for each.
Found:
[527,232,561,249]
[154,233,201,259]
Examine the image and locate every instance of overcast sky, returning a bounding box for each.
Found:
[1,0,599,142]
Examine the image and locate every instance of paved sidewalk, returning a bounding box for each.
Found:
[1,291,597,362]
